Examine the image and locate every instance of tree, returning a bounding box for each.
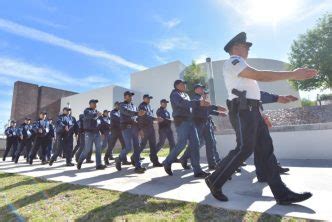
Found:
[288,13,332,91]
[183,61,207,97]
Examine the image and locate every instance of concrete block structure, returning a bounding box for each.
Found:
[10,81,76,124]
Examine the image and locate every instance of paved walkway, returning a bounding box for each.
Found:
[1,158,331,221]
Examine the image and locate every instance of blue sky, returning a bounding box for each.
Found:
[0,0,331,130]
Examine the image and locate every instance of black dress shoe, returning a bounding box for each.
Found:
[257,177,267,183]
[276,191,312,205]
[241,162,247,167]
[86,160,94,163]
[49,159,54,166]
[104,158,110,165]
[164,165,173,176]
[115,158,122,171]
[135,167,146,174]
[278,166,290,174]
[122,160,132,165]
[96,164,106,170]
[180,159,191,170]
[194,171,211,178]
[2,157,5,161]
[174,158,181,163]
[152,161,163,167]
[66,162,75,167]
[205,177,228,201]
[77,161,82,170]
[208,165,216,170]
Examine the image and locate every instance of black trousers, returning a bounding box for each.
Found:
[104,129,125,159]
[3,138,18,160]
[29,137,48,162]
[207,107,288,199]
[14,138,32,162]
[139,126,159,163]
[51,135,73,164]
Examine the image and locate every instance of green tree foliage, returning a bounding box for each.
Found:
[183,61,207,97]
[289,13,332,91]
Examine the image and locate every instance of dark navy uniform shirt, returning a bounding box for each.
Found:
[170,89,199,119]
[138,102,155,128]
[33,119,51,137]
[110,109,121,129]
[18,123,33,139]
[260,91,279,104]
[156,107,172,129]
[191,93,219,122]
[83,108,99,132]
[98,115,111,134]
[56,114,77,136]
[5,126,19,139]
[119,101,138,127]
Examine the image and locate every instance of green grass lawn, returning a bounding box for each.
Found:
[0,172,314,222]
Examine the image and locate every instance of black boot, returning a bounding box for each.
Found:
[276,191,312,205]
[205,177,228,201]
[194,171,211,178]
[180,159,191,170]
[115,157,122,171]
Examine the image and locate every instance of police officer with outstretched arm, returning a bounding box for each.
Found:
[205,32,317,204]
[179,84,227,170]
[163,80,211,178]
[104,102,126,165]
[155,99,176,155]
[14,118,33,163]
[115,91,146,174]
[77,99,106,170]
[3,120,19,161]
[138,94,163,167]
[29,111,51,165]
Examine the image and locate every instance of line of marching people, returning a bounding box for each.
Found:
[3,82,227,177]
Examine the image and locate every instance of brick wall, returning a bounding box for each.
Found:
[10,81,77,124]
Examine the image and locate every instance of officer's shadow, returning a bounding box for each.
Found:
[197,166,316,220]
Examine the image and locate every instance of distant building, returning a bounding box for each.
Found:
[10,81,77,124]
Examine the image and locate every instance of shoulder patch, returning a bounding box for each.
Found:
[232,59,240,65]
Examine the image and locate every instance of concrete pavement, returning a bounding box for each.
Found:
[0,158,331,221]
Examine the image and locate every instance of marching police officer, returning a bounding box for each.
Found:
[155,99,176,154]
[163,80,211,178]
[77,99,106,170]
[46,118,55,161]
[205,32,316,204]
[115,91,146,173]
[73,114,93,163]
[138,94,163,167]
[98,110,111,158]
[104,101,126,165]
[3,120,19,161]
[29,111,51,165]
[179,84,226,170]
[14,118,33,163]
[50,107,78,166]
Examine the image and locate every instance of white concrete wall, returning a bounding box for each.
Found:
[202,129,332,160]
[204,58,301,109]
[60,85,143,119]
[130,61,187,113]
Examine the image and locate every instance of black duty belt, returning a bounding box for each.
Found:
[227,99,262,111]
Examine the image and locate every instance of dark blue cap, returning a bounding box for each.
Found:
[160,99,169,103]
[124,91,135,96]
[89,99,99,104]
[194,83,205,90]
[224,32,252,53]
[143,94,153,99]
